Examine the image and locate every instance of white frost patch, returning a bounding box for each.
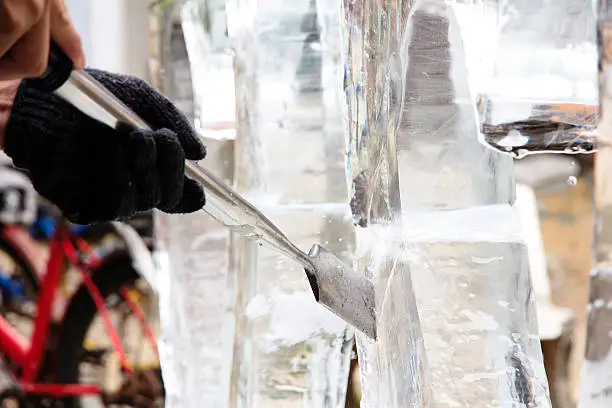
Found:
[245,290,347,353]
[401,205,523,243]
[497,301,511,309]
[245,293,272,319]
[452,310,500,332]
[536,301,572,341]
[471,255,503,265]
[593,299,606,309]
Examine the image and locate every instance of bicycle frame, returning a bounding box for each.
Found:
[0,223,141,398]
[72,233,158,356]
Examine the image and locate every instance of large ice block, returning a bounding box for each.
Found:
[227,0,354,406]
[341,0,551,406]
[164,137,235,407]
[151,2,237,407]
[228,0,346,203]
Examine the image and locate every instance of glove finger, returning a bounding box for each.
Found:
[134,96,206,161]
[122,128,162,211]
[142,101,206,161]
[165,177,206,214]
[178,128,206,162]
[153,129,186,212]
[86,69,206,161]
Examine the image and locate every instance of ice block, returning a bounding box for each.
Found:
[151,2,237,407]
[341,0,552,406]
[227,0,354,406]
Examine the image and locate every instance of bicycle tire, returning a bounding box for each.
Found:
[0,231,41,295]
[52,254,146,408]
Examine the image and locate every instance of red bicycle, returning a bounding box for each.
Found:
[0,213,163,407]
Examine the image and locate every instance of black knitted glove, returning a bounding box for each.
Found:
[4,68,206,225]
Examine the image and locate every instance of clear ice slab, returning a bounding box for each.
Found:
[153,1,237,406]
[405,208,550,407]
[340,0,551,406]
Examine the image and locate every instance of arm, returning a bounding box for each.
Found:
[0,80,19,149]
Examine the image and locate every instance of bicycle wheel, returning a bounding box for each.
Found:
[0,231,39,292]
[52,255,163,408]
[0,229,42,336]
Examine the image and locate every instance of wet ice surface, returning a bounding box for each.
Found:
[355,229,428,408]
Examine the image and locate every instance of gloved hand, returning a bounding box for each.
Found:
[3,68,206,225]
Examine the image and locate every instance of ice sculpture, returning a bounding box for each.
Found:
[151,1,237,407]
[227,0,354,406]
[580,2,612,407]
[341,0,552,406]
